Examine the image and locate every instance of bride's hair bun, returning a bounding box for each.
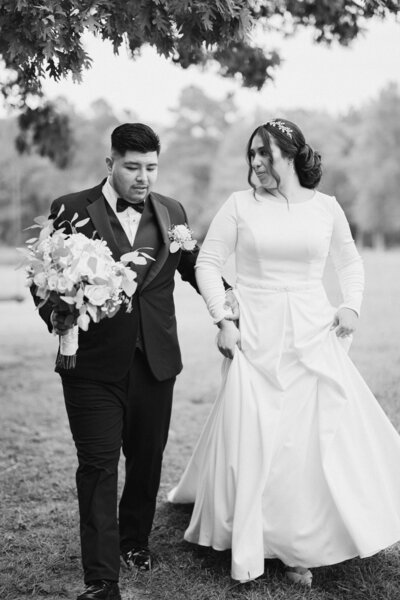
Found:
[294,144,322,188]
[246,119,323,191]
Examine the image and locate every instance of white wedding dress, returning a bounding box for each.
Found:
[168,189,400,581]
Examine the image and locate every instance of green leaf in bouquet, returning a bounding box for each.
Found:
[25,237,38,244]
[120,251,146,265]
[124,270,137,283]
[23,223,42,230]
[38,224,54,242]
[86,303,99,322]
[74,288,84,309]
[120,251,136,264]
[77,311,90,331]
[60,295,76,305]
[75,217,90,228]
[71,213,79,223]
[37,293,50,309]
[34,215,49,226]
[16,249,39,270]
[120,248,155,264]
[122,279,137,297]
[57,204,65,218]
[16,246,33,261]
[139,251,155,261]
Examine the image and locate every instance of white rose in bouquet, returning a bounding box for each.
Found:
[85,285,112,307]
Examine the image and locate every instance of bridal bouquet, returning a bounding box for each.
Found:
[19,205,150,369]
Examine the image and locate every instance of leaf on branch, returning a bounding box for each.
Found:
[16,104,73,168]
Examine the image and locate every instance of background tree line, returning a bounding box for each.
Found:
[1,0,398,168]
[0,81,399,248]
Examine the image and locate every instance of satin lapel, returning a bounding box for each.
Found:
[86,194,121,259]
[141,193,171,291]
[130,199,160,288]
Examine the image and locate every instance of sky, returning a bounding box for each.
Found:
[14,15,400,123]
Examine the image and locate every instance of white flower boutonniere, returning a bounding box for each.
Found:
[168,223,197,253]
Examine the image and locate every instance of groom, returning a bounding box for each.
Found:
[33,123,236,600]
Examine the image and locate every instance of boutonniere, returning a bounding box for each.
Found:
[168,224,197,253]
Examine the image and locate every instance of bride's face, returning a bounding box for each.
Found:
[250,134,291,188]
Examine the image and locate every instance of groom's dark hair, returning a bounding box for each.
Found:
[111,123,161,156]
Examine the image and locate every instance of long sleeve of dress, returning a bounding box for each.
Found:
[195,194,238,323]
[329,198,364,316]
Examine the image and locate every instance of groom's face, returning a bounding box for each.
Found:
[106,150,159,204]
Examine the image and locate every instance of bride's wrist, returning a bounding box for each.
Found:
[216,318,234,330]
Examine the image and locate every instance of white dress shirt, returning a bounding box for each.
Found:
[102,178,142,246]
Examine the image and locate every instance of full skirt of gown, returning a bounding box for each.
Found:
[168,281,400,581]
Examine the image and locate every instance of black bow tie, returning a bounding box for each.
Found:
[116,197,145,214]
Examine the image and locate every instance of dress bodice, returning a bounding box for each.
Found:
[235,191,333,287]
[195,189,364,323]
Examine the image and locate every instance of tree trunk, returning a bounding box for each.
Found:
[354,229,364,248]
[371,230,386,250]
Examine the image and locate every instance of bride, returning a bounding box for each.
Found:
[168,118,400,587]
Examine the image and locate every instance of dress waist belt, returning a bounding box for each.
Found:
[236,280,323,292]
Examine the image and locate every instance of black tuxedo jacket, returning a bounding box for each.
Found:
[35,181,200,382]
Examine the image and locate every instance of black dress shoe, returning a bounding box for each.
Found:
[77,580,121,600]
[121,546,152,571]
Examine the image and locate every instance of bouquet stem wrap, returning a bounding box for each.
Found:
[56,325,79,369]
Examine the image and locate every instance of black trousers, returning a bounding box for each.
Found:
[62,349,175,583]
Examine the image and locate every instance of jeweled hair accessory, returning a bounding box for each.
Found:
[265,120,293,138]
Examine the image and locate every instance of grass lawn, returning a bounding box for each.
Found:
[0,250,400,600]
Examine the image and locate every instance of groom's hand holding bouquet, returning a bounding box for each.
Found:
[19,205,150,368]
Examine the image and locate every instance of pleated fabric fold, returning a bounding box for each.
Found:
[169,283,400,580]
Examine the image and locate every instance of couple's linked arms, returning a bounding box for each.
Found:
[195,195,241,359]
[36,199,240,336]
[175,210,239,332]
